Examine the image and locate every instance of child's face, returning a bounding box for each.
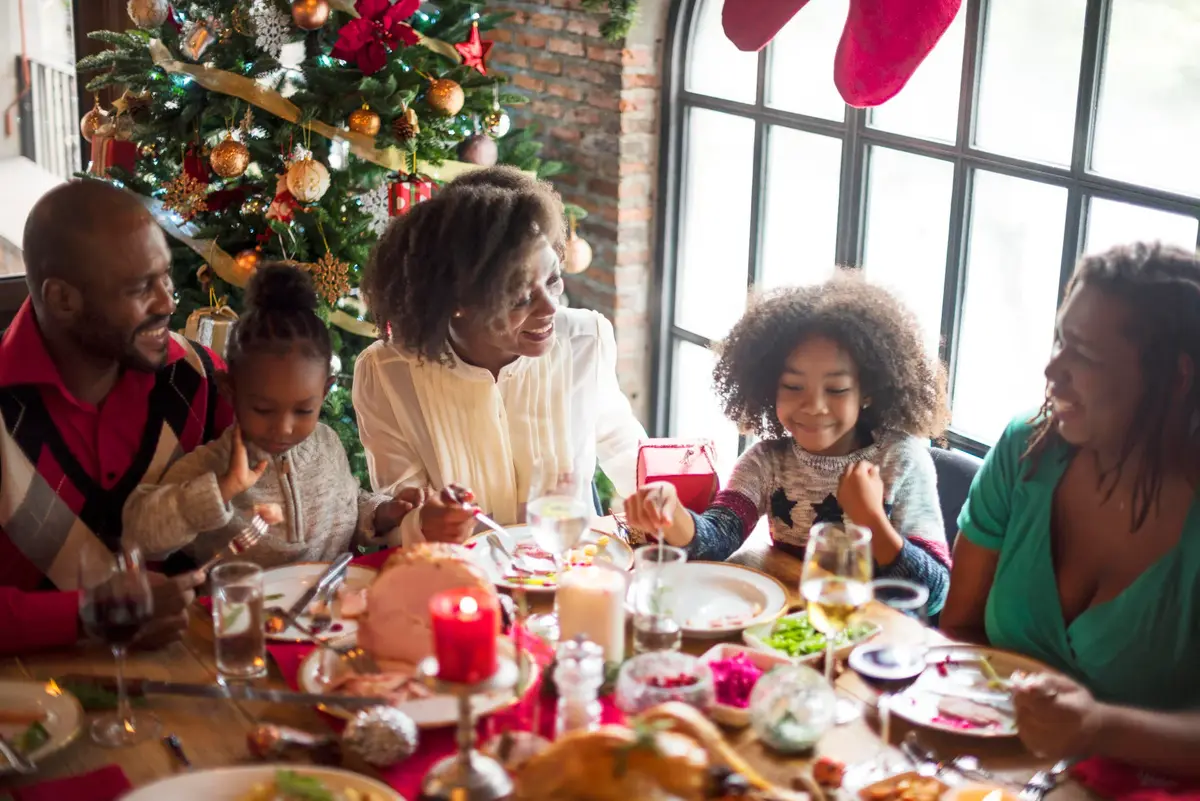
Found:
[229,349,332,456]
[775,336,865,457]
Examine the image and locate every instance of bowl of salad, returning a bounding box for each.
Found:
[742,610,880,663]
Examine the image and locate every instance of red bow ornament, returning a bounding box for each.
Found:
[330,0,420,75]
[722,0,962,108]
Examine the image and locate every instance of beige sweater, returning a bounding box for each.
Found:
[122,423,397,569]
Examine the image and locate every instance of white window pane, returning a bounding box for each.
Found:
[675,109,756,341]
[670,340,741,479]
[1085,198,1198,255]
[861,148,954,357]
[759,127,842,291]
[953,171,1066,443]
[766,0,847,121]
[1092,0,1200,197]
[974,0,1086,165]
[686,0,758,104]
[867,7,966,143]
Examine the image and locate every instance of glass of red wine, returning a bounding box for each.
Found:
[78,544,160,747]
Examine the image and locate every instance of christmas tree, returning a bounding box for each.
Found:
[77,0,589,486]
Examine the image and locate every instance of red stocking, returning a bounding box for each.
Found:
[721,0,813,52]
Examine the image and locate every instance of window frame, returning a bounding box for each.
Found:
[651,0,1200,457]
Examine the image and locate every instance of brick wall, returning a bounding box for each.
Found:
[492,0,670,425]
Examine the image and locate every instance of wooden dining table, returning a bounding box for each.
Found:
[0,519,1088,800]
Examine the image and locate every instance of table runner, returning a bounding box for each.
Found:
[3,764,131,801]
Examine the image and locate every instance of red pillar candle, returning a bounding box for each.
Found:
[429,587,499,683]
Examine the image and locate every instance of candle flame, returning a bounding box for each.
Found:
[44,678,62,697]
[459,595,479,615]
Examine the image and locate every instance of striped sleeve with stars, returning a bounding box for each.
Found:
[682,431,952,615]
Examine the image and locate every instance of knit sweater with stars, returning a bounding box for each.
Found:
[684,430,951,614]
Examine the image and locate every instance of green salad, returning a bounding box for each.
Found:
[763,614,875,658]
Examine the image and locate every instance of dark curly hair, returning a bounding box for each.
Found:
[714,270,950,441]
[227,262,331,371]
[1023,242,1200,532]
[362,166,566,363]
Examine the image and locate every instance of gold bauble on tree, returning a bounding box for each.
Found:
[347,104,381,137]
[564,221,593,274]
[80,100,109,143]
[286,157,331,204]
[291,0,330,29]
[458,133,498,166]
[392,107,419,141]
[127,0,169,28]
[426,79,465,117]
[234,248,261,281]
[210,135,250,179]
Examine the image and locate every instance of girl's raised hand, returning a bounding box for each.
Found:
[837,460,885,526]
[219,426,269,503]
[624,482,679,532]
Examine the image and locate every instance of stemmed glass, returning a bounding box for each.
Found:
[799,521,873,725]
[78,544,160,747]
[525,471,592,642]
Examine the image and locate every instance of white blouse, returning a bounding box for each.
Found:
[352,307,646,539]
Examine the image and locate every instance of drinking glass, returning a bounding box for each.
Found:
[526,472,593,641]
[800,522,873,725]
[211,561,267,681]
[630,544,687,654]
[78,545,159,747]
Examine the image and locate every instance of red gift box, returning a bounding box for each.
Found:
[388,176,435,216]
[636,438,720,513]
[89,134,138,177]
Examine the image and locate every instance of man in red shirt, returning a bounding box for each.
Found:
[0,181,234,654]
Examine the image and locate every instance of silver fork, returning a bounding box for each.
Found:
[265,606,379,675]
[0,733,35,774]
[1019,759,1075,801]
[198,516,269,573]
[309,576,342,633]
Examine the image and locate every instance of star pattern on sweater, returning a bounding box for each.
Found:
[811,493,844,524]
[770,488,797,528]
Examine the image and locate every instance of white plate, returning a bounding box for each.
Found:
[627,562,789,638]
[260,561,378,642]
[890,645,1059,738]
[121,764,404,800]
[699,643,793,728]
[464,525,633,593]
[297,634,534,728]
[742,610,881,664]
[0,680,83,774]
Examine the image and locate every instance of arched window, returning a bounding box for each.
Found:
[655,0,1200,465]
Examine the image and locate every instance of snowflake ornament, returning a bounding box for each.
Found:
[360,184,390,235]
[250,0,290,58]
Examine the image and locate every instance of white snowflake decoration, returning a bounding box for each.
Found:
[360,184,390,235]
[250,0,290,58]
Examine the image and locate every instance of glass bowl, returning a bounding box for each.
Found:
[614,651,714,715]
[748,663,836,753]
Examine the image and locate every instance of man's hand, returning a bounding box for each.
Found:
[130,571,206,651]
[218,427,268,503]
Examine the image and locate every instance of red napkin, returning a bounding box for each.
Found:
[1070,759,1200,801]
[9,765,131,801]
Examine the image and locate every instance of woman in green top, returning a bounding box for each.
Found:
[942,242,1200,778]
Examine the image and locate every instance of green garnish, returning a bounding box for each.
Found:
[13,722,49,754]
[219,604,245,633]
[763,614,873,657]
[275,769,334,801]
[266,593,285,601]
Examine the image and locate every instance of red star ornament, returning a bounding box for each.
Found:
[454,22,493,76]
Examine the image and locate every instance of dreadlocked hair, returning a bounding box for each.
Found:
[362,166,566,363]
[1022,242,1200,532]
[226,262,332,371]
[714,270,950,441]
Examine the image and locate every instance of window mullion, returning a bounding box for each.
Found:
[835,107,867,266]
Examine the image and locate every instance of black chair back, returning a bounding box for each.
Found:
[929,446,982,553]
[0,276,29,331]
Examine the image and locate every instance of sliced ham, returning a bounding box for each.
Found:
[338,586,368,619]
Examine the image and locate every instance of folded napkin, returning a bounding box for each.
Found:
[6,765,131,801]
[1071,758,1200,801]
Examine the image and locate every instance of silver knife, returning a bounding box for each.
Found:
[138,679,390,709]
[286,553,353,618]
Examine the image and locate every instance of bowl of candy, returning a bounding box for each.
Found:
[614,651,714,716]
[699,643,791,727]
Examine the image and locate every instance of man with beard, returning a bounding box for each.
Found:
[0,181,233,654]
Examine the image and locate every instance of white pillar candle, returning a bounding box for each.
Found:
[556,566,626,664]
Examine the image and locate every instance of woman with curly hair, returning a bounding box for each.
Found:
[353,166,645,545]
[626,271,952,613]
[941,243,1200,771]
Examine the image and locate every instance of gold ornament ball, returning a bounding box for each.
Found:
[210,136,250,179]
[426,79,465,117]
[80,105,109,143]
[234,249,261,280]
[291,0,330,29]
[348,106,381,137]
[483,109,511,138]
[286,157,331,204]
[127,0,169,28]
[564,234,593,274]
[458,134,498,167]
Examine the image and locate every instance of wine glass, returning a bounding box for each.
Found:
[525,471,592,642]
[78,545,160,747]
[799,521,873,725]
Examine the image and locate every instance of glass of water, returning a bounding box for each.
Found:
[211,561,266,681]
[525,472,593,640]
[630,544,687,654]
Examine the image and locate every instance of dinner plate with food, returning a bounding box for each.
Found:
[121,765,403,801]
[463,524,634,592]
[0,680,83,775]
[889,645,1059,738]
[742,610,881,663]
[260,562,378,642]
[626,562,789,638]
[296,543,536,727]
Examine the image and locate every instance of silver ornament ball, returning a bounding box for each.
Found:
[342,706,419,767]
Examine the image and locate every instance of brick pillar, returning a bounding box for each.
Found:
[492,0,670,426]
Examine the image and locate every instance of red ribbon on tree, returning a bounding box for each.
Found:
[330,0,420,75]
[266,174,299,223]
